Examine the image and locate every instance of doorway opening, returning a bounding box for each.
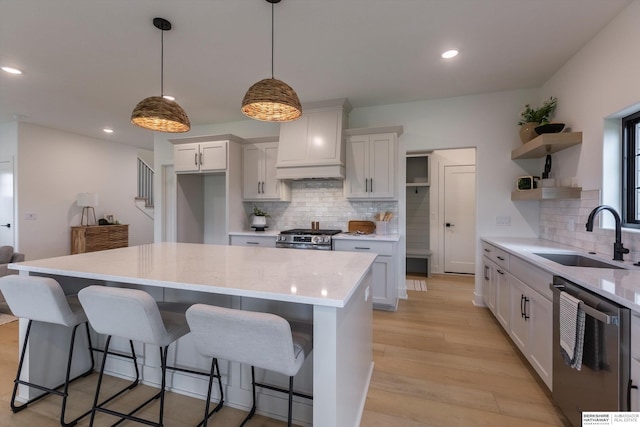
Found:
[405,148,476,277]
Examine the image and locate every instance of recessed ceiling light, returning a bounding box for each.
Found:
[162,95,175,101]
[441,50,459,59]
[103,128,114,134]
[1,66,22,75]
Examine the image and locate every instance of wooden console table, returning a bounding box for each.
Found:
[71,224,128,254]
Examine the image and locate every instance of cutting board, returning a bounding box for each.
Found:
[348,220,376,234]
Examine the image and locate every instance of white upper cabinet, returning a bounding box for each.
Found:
[242,142,290,201]
[174,141,227,173]
[344,131,398,199]
[276,99,351,180]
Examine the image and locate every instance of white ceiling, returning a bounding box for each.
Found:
[0,0,633,150]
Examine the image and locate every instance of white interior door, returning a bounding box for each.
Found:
[0,159,15,247]
[444,165,476,274]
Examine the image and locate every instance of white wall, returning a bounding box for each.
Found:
[16,123,153,260]
[541,0,640,192]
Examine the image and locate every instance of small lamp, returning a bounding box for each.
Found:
[77,193,99,226]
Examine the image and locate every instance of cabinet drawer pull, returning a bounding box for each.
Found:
[484,248,491,253]
[497,256,505,261]
[354,247,371,250]
[246,241,260,245]
[496,269,504,275]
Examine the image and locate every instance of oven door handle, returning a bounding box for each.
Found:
[550,283,617,325]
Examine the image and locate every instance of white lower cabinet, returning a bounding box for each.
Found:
[334,239,397,310]
[481,240,552,390]
[495,267,510,331]
[229,234,276,247]
[631,314,640,410]
[507,258,553,390]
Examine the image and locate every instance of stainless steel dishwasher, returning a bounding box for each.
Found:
[550,276,631,427]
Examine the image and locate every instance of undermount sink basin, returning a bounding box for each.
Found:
[534,253,626,269]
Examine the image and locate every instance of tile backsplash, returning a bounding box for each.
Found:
[540,189,640,261]
[246,180,398,233]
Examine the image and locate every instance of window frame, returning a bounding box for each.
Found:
[622,110,640,229]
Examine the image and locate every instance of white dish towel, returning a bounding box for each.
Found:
[559,291,586,370]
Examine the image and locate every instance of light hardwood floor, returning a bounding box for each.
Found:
[0,275,570,426]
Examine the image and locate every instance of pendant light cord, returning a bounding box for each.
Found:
[160,27,165,97]
[271,1,274,79]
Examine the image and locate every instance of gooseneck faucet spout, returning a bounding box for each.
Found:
[585,205,629,261]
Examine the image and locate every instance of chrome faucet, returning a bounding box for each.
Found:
[585,205,629,261]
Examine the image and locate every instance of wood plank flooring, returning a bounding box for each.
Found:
[0,274,570,426]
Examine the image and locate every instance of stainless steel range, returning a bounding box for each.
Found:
[276,229,342,250]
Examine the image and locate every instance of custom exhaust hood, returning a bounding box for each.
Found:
[275,99,351,180]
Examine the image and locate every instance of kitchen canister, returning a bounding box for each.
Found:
[376,221,388,235]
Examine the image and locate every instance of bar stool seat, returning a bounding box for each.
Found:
[0,275,95,427]
[186,304,313,427]
[78,285,222,427]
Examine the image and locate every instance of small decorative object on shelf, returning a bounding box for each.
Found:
[250,206,270,231]
[535,123,565,135]
[518,97,557,143]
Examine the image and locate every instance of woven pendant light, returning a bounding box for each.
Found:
[131,18,190,133]
[242,0,301,122]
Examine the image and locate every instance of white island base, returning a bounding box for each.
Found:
[11,243,375,427]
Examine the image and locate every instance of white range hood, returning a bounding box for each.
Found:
[275,99,351,180]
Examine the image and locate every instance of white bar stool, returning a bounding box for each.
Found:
[78,285,222,427]
[0,275,95,427]
[186,304,313,427]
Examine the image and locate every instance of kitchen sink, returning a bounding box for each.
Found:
[534,253,626,269]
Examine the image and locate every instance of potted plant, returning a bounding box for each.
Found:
[250,206,270,231]
[518,96,557,143]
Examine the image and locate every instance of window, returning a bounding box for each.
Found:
[622,111,640,228]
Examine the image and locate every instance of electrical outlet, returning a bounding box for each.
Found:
[25,212,37,220]
[496,216,511,226]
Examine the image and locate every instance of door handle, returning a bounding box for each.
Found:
[0,223,9,228]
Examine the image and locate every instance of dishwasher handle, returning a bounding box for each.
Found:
[550,283,618,325]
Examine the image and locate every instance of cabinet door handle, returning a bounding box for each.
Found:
[520,294,525,318]
[523,296,530,320]
[261,182,265,194]
[365,178,368,192]
[194,153,198,166]
[354,247,371,250]
[628,379,638,411]
[370,178,373,193]
[199,152,203,166]
[484,265,490,281]
[257,182,261,194]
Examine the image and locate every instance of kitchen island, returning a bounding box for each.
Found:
[9,242,377,427]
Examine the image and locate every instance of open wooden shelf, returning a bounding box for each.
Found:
[511,132,582,160]
[511,187,582,201]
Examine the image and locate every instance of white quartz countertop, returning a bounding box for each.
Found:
[9,242,377,308]
[482,237,640,312]
[334,233,400,242]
